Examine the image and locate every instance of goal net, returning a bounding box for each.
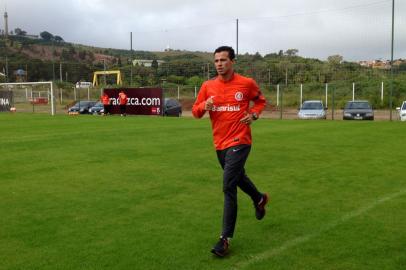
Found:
[0,82,55,115]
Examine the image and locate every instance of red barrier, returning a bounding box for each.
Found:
[30,97,49,104]
[104,88,163,115]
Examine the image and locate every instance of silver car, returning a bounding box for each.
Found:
[298,100,326,119]
[396,101,406,121]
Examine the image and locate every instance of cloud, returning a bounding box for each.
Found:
[1,0,405,60]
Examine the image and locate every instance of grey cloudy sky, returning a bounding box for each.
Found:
[1,0,405,61]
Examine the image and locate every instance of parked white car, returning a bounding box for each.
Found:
[396,101,406,121]
[298,100,327,119]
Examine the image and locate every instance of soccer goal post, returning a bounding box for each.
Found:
[0,81,55,115]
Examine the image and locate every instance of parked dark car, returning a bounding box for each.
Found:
[89,101,104,115]
[164,98,182,117]
[343,100,374,120]
[68,101,97,114]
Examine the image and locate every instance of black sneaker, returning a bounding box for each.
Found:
[211,237,229,257]
[255,193,269,220]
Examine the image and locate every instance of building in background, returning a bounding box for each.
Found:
[14,69,26,82]
[132,59,165,67]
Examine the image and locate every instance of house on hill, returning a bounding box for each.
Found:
[132,59,165,67]
[14,69,26,82]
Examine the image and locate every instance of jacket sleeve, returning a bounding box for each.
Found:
[192,83,208,119]
[248,79,266,116]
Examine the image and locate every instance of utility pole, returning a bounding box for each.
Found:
[59,62,63,82]
[389,0,395,121]
[236,18,239,58]
[268,68,271,87]
[5,55,8,82]
[52,62,55,81]
[4,11,8,39]
[52,40,55,81]
[130,32,133,86]
[103,59,107,85]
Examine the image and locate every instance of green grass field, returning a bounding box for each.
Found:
[0,114,405,270]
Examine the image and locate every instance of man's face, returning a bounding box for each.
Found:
[214,51,234,76]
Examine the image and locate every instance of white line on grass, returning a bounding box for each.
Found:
[232,189,406,270]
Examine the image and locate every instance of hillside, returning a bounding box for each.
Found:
[1,35,213,66]
[1,35,406,109]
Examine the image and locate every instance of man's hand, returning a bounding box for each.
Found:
[240,113,254,125]
[204,96,214,111]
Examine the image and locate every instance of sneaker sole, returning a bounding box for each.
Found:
[261,193,269,208]
[211,248,226,257]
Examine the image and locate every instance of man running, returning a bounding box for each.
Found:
[192,46,269,257]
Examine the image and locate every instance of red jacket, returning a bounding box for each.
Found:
[118,92,127,105]
[192,73,266,150]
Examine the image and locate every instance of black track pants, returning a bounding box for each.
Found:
[216,144,262,238]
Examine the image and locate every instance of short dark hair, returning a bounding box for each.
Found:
[214,46,235,60]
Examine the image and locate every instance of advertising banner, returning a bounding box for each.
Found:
[104,88,163,115]
[0,90,13,112]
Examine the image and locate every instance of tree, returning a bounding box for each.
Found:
[54,36,64,42]
[285,49,299,57]
[186,76,204,86]
[14,28,27,36]
[87,51,95,63]
[264,52,279,59]
[167,75,185,85]
[40,31,53,41]
[151,59,158,70]
[61,49,75,61]
[68,46,76,55]
[78,50,87,60]
[253,52,262,61]
[398,62,406,71]
[327,55,343,66]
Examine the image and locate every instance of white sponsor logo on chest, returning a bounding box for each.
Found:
[212,104,241,112]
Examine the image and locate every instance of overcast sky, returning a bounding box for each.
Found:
[1,0,405,61]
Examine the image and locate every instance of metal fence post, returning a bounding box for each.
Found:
[332,87,335,120]
[352,82,355,101]
[276,84,279,107]
[381,81,384,104]
[280,85,283,120]
[300,83,303,105]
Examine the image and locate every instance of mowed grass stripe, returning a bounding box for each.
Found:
[0,114,405,270]
[232,188,406,270]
